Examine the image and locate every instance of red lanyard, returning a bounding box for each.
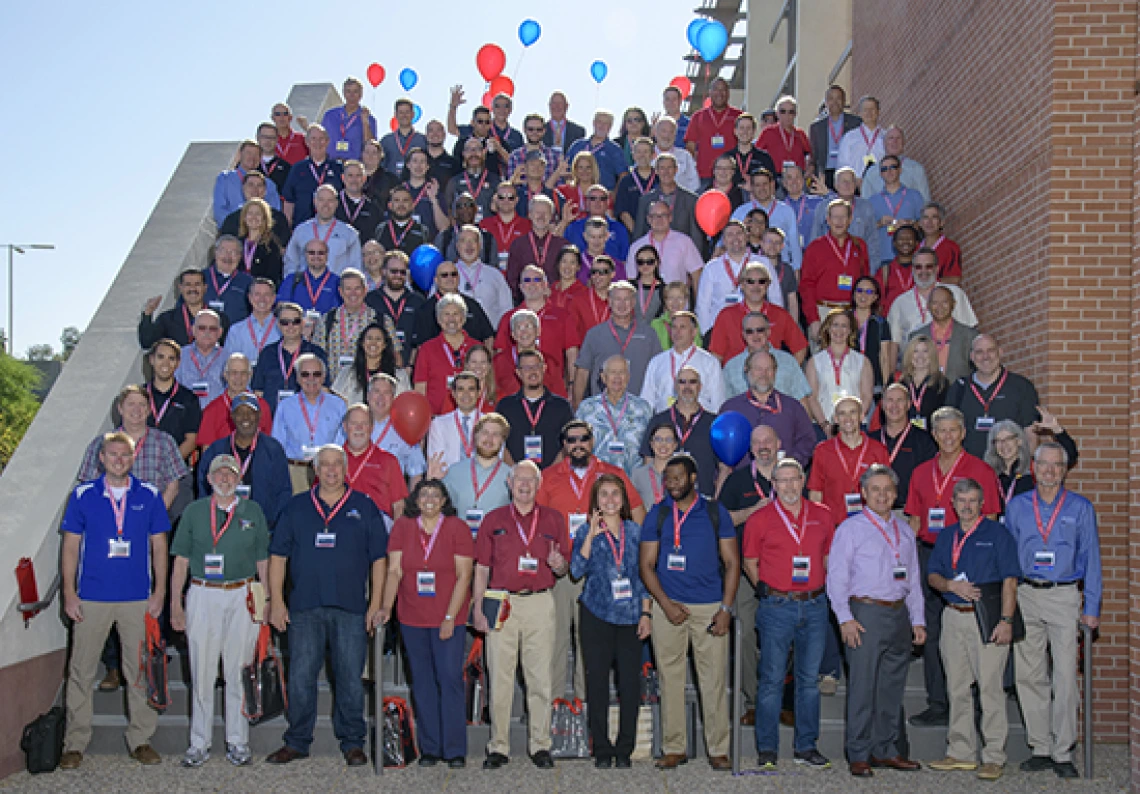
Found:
[828,117,844,145]
[932,451,965,503]
[521,397,546,431]
[381,292,407,323]
[880,423,912,465]
[340,193,364,223]
[670,347,697,381]
[278,343,301,381]
[568,460,598,502]
[298,393,325,441]
[147,382,178,424]
[825,234,852,270]
[630,169,656,195]
[189,346,222,379]
[749,391,782,414]
[650,470,663,503]
[453,410,479,457]
[951,518,980,570]
[108,484,128,537]
[397,131,417,158]
[463,170,488,199]
[387,220,413,249]
[375,418,393,446]
[604,522,626,568]
[528,231,552,265]
[181,304,194,340]
[309,160,330,185]
[230,433,258,479]
[882,187,907,217]
[638,282,657,316]
[863,508,901,561]
[339,308,366,347]
[834,436,869,485]
[210,267,233,298]
[893,263,915,293]
[1032,490,1068,545]
[587,290,610,326]
[913,287,930,324]
[457,260,484,290]
[860,126,880,151]
[511,505,539,548]
[773,499,808,552]
[751,462,772,500]
[471,458,503,504]
[339,109,360,139]
[969,369,1009,416]
[608,320,633,355]
[405,180,430,207]
[304,269,332,306]
[706,106,732,132]
[346,444,375,487]
[1003,474,1019,507]
[601,393,630,434]
[491,216,522,250]
[735,149,753,177]
[417,516,443,562]
[671,406,701,446]
[310,486,352,528]
[210,497,237,549]
[907,379,927,410]
[931,321,953,355]
[778,125,797,155]
[441,337,471,372]
[247,316,277,354]
[827,348,848,386]
[722,256,743,289]
[671,499,697,549]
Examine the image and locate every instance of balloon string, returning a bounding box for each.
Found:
[513,49,526,80]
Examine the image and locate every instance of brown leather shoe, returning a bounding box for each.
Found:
[59,751,82,770]
[265,746,309,764]
[779,709,795,726]
[129,744,161,765]
[654,753,688,769]
[98,668,121,692]
[850,761,874,777]
[740,708,756,726]
[344,748,368,766]
[871,755,921,771]
[708,754,731,771]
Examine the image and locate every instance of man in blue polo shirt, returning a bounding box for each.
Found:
[266,445,388,767]
[639,453,739,771]
[321,77,377,162]
[213,139,282,226]
[272,354,347,494]
[926,478,1021,781]
[59,432,170,770]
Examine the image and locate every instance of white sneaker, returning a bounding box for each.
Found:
[226,743,252,766]
[181,746,209,767]
[818,674,838,696]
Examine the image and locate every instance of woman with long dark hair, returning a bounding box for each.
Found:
[331,322,402,405]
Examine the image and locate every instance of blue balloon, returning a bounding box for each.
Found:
[519,19,541,47]
[399,68,418,91]
[709,411,752,467]
[686,19,709,50]
[412,104,422,124]
[590,60,608,84]
[696,20,728,61]
[409,244,443,292]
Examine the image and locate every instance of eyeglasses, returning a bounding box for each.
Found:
[994,435,1019,444]
[742,327,769,335]
[299,371,323,379]
[496,194,517,201]
[473,118,491,125]
[565,434,591,444]
[387,268,407,275]
[636,258,658,266]
[677,378,700,385]
[590,268,613,276]
[913,264,937,271]
[521,276,544,283]
[648,213,669,220]
[437,271,459,278]
[525,126,544,133]
[278,317,302,327]
[742,278,770,285]
[854,286,877,295]
[880,164,900,172]
[198,325,221,332]
[306,250,328,257]
[273,110,289,117]
[777,108,796,115]
[586,195,607,202]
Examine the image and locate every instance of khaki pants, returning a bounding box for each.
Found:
[486,590,556,756]
[941,606,1009,765]
[651,601,729,757]
[185,583,261,751]
[65,600,156,753]
[551,576,585,699]
[288,463,313,494]
[1015,584,1081,763]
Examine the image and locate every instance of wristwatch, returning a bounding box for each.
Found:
[1000,616,1014,624]
[717,603,736,617]
[444,614,454,622]
[640,611,653,619]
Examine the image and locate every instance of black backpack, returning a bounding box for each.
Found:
[21,706,64,774]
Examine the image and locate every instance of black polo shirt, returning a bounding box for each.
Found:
[427,149,461,187]
[719,462,774,539]
[944,368,1039,457]
[143,381,201,450]
[495,390,574,470]
[365,287,425,356]
[638,408,719,498]
[262,156,291,194]
[875,424,937,509]
[375,216,429,257]
[336,193,382,243]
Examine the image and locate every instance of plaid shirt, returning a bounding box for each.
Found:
[77,429,188,493]
[507,145,563,184]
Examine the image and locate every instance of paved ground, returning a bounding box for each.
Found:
[1,744,1130,793]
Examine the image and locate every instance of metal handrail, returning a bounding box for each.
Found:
[17,572,60,617]
[826,40,853,87]
[1080,622,1093,779]
[731,615,743,774]
[372,624,386,775]
[768,0,791,43]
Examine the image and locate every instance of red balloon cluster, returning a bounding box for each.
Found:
[476,44,507,82]
[695,190,732,237]
[669,76,692,99]
[389,116,400,133]
[366,63,386,88]
[391,392,432,445]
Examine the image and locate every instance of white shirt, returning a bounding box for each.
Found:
[426,408,482,470]
[653,147,700,193]
[640,345,725,413]
[887,283,978,348]
[283,218,363,277]
[811,348,867,423]
[694,253,782,334]
[837,124,887,177]
[455,260,512,328]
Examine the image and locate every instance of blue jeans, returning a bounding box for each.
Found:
[755,594,828,753]
[402,625,467,759]
[284,607,368,754]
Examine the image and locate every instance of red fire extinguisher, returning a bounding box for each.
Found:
[16,558,40,626]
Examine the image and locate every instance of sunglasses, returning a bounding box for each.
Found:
[778,108,796,115]
[437,271,459,278]
[636,258,658,266]
[677,378,700,385]
[299,371,323,379]
[525,126,544,133]
[496,194,517,201]
[521,276,544,283]
[586,195,607,201]
[590,268,613,276]
[880,164,900,172]
[565,434,591,444]
[854,286,877,295]
[278,317,302,327]
[273,111,289,117]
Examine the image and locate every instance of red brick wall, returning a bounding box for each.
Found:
[851,0,1137,772]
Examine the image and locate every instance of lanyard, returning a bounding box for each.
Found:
[189,346,222,380]
[528,231,552,265]
[375,417,393,446]
[210,267,233,298]
[147,382,178,425]
[826,348,848,386]
[880,423,912,465]
[777,125,798,155]
[453,410,479,457]
[608,320,633,355]
[671,499,697,550]
[339,109,360,139]
[309,160,330,186]
[210,497,237,549]
[521,397,546,431]
[650,469,663,503]
[247,315,277,354]
[601,393,630,434]
[630,168,656,195]
[722,255,744,289]
[441,337,471,372]
[670,347,697,381]
[969,369,1010,416]
[310,220,337,246]
[387,220,413,249]
[230,432,258,479]
[907,379,927,411]
[735,148,753,177]
[278,343,301,382]
[471,458,503,505]
[706,106,732,132]
[568,460,598,502]
[310,486,352,528]
[381,291,407,323]
[346,444,376,487]
[863,508,901,562]
[951,518,980,570]
[511,505,539,548]
[396,130,417,157]
[859,126,880,151]
[604,521,626,569]
[405,180,430,209]
[463,170,488,199]
[457,260,484,291]
[932,450,965,503]
[304,269,332,307]
[825,234,852,270]
[790,195,809,226]
[751,462,772,500]
[108,484,128,537]
[586,289,610,326]
[1032,489,1068,545]
[339,308,366,347]
[638,281,657,316]
[834,435,869,485]
[340,192,365,224]
[773,498,808,552]
[417,515,443,562]
[181,304,194,340]
[913,287,930,324]
[893,262,915,293]
[298,393,325,441]
[671,406,701,446]
[749,391,782,414]
[882,187,907,217]
[490,216,522,249]
[1003,473,1019,508]
[828,117,844,145]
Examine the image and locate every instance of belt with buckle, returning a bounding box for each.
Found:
[851,596,904,609]
[947,603,975,613]
[766,586,825,601]
[511,588,552,597]
[1022,579,1077,589]
[191,576,254,591]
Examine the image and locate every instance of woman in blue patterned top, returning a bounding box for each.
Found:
[571,474,652,769]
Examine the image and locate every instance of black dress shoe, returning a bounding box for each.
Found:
[483,752,509,769]
[531,750,554,769]
[418,754,440,767]
[446,756,467,769]
[595,755,613,768]
[908,707,949,727]
[1020,755,1054,772]
[614,756,632,768]
[1054,761,1079,779]
[343,748,367,766]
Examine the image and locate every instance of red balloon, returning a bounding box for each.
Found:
[488,75,515,98]
[389,116,399,132]
[390,392,433,446]
[482,91,495,108]
[703,97,712,109]
[366,63,386,88]
[669,76,692,99]
[695,190,732,237]
[476,43,507,82]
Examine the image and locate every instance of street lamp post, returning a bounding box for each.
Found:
[4,244,55,355]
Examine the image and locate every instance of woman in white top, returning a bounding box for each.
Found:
[331,322,410,405]
[803,308,874,436]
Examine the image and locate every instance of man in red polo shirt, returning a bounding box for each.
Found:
[807,396,890,521]
[684,78,743,183]
[756,96,812,176]
[196,353,273,449]
[799,199,871,340]
[904,405,1001,729]
[481,181,532,273]
[472,461,569,770]
[708,261,806,364]
[341,403,407,518]
[918,203,962,285]
[742,457,835,769]
[536,419,646,700]
[495,265,580,395]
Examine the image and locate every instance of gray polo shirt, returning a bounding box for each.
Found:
[574,318,662,399]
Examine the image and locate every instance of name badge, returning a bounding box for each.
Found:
[1033,550,1056,570]
[844,493,863,516]
[863,154,877,169]
[192,381,209,398]
[911,416,927,430]
[338,355,354,367]
[724,293,741,305]
[396,161,406,173]
[928,507,946,531]
[892,565,908,581]
[568,513,588,541]
[204,553,224,579]
[209,300,226,313]
[975,416,995,431]
[612,577,633,601]
[518,554,539,574]
[710,135,725,149]
[837,274,853,291]
[446,375,456,388]
[277,389,295,404]
[235,484,251,499]
[607,440,626,456]
[791,555,811,583]
[417,571,437,596]
[315,532,336,548]
[336,140,349,152]
[395,330,406,344]
[301,445,320,461]
[411,212,420,223]
[524,435,543,461]
[666,553,686,572]
[465,509,484,535]
[497,252,509,271]
[108,538,131,558]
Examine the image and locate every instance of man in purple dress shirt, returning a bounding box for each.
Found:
[720,349,816,469]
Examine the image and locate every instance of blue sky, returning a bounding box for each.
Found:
[0,1,700,354]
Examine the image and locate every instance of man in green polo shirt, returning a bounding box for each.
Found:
[171,454,269,768]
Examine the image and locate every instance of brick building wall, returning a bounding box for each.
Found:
[1131,37,1140,792]
[850,0,1138,784]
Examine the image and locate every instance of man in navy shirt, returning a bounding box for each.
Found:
[203,236,253,324]
[639,453,739,771]
[282,124,345,228]
[927,478,1021,780]
[266,445,388,766]
[59,432,170,770]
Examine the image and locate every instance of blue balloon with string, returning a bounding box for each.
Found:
[399,68,418,91]
[687,19,708,49]
[590,60,608,84]
[519,19,541,47]
[412,104,422,124]
[696,20,728,61]
[409,245,443,292]
[709,411,752,467]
